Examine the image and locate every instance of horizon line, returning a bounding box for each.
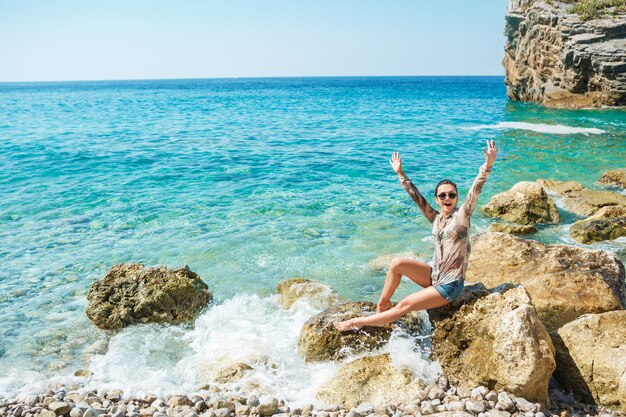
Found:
[0,74,506,84]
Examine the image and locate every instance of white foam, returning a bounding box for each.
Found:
[84,293,438,406]
[0,293,440,404]
[466,122,605,135]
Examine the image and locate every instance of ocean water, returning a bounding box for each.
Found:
[0,77,625,402]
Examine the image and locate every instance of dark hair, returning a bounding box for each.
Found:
[435,179,458,196]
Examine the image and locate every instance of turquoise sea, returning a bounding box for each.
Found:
[1,77,625,401]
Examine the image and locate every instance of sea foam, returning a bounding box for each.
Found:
[1,293,438,405]
[467,122,605,135]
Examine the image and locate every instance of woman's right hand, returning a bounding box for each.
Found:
[390,152,404,175]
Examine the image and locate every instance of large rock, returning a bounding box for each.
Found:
[316,353,421,408]
[483,182,560,225]
[275,278,343,310]
[428,284,555,404]
[570,205,626,244]
[298,302,424,362]
[87,264,211,330]
[504,0,626,108]
[552,311,626,411]
[599,169,626,189]
[467,232,625,332]
[537,179,626,216]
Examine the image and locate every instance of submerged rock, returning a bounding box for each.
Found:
[552,310,626,412]
[298,302,424,362]
[275,278,343,310]
[483,182,560,225]
[504,0,626,108]
[214,362,253,384]
[316,354,422,408]
[537,179,626,217]
[467,232,625,332]
[599,169,626,189]
[488,222,539,235]
[86,263,211,330]
[570,205,626,244]
[428,284,555,404]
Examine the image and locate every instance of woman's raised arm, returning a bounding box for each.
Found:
[461,140,498,216]
[390,152,439,223]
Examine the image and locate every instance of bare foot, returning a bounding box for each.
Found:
[333,318,362,332]
[376,299,393,313]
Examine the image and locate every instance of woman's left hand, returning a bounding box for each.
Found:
[483,140,498,168]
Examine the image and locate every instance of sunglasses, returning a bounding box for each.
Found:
[437,192,458,200]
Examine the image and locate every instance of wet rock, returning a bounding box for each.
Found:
[467,232,625,332]
[488,223,538,235]
[570,205,626,244]
[428,284,555,404]
[537,180,626,217]
[316,354,422,409]
[257,397,278,416]
[599,169,626,189]
[298,302,423,362]
[484,182,560,225]
[86,264,211,330]
[275,278,343,310]
[552,310,626,412]
[213,363,253,383]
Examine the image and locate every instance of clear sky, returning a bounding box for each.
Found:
[0,0,508,82]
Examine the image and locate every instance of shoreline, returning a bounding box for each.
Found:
[2,380,623,417]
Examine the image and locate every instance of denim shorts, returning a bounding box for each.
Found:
[433,279,464,303]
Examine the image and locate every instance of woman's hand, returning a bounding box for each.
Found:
[390,152,404,176]
[333,318,363,332]
[483,140,498,169]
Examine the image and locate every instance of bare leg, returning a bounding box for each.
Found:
[335,286,448,331]
[377,258,432,313]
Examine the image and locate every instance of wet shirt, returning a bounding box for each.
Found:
[399,164,491,286]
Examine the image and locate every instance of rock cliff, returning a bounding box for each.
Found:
[504,0,626,108]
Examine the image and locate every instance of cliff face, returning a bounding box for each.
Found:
[504,0,626,108]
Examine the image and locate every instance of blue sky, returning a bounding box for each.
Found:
[0,0,508,82]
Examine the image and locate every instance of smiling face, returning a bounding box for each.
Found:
[435,183,459,216]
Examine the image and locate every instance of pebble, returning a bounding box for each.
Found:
[355,404,374,415]
[215,408,231,417]
[49,401,72,415]
[0,382,620,417]
[466,400,487,414]
[472,387,489,400]
[257,397,278,417]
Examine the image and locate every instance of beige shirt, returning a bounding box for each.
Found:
[399,164,491,285]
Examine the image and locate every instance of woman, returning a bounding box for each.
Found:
[334,140,498,331]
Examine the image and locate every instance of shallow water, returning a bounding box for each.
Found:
[0,77,625,400]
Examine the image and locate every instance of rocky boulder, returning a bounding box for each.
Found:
[428,284,555,404]
[537,179,626,216]
[467,232,625,332]
[504,0,626,108]
[87,264,211,330]
[316,353,421,408]
[599,169,626,189]
[552,311,626,412]
[488,222,538,235]
[570,205,626,244]
[275,278,342,310]
[483,181,560,225]
[298,302,424,362]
